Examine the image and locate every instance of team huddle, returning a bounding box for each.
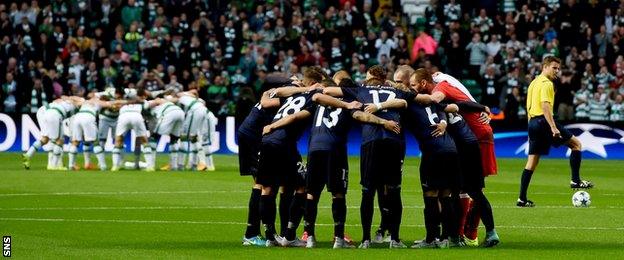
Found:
[238,65,500,249]
[22,86,217,172]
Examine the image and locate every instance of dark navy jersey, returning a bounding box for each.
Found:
[262,90,319,146]
[308,99,355,152]
[341,85,415,144]
[402,103,457,154]
[446,112,479,145]
[238,103,277,140]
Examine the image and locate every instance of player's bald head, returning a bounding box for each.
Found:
[394,65,414,85]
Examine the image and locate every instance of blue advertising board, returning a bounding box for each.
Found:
[1,114,624,159]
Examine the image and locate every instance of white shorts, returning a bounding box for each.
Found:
[182,106,207,137]
[98,115,117,141]
[116,113,147,137]
[201,111,217,143]
[155,109,185,136]
[71,113,98,142]
[36,106,47,136]
[42,109,64,140]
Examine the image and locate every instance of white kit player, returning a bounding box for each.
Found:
[167,88,207,170]
[68,95,124,171]
[111,91,155,172]
[197,109,217,171]
[23,96,83,170]
[146,98,185,170]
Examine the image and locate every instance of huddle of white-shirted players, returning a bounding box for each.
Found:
[22,86,217,172]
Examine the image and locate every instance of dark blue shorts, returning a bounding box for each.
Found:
[528,116,573,155]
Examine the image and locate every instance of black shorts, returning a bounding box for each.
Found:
[528,116,573,155]
[456,142,485,192]
[306,149,349,195]
[420,152,460,192]
[360,139,405,190]
[238,134,260,176]
[256,143,305,188]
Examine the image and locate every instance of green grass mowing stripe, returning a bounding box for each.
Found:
[2,217,622,231]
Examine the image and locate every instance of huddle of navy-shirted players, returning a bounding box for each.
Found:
[239,65,502,249]
[22,85,217,172]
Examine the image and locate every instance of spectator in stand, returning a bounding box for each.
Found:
[466,32,487,79]
[611,95,624,121]
[573,83,592,121]
[410,30,437,63]
[589,92,609,121]
[2,73,17,113]
[375,30,396,64]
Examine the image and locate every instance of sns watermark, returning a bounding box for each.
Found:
[2,236,9,257]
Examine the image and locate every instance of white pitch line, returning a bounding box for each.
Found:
[0,190,621,197]
[1,205,623,211]
[0,190,249,197]
[0,217,622,231]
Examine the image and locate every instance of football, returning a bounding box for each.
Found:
[572,191,592,207]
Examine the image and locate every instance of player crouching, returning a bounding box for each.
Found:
[111,90,155,171]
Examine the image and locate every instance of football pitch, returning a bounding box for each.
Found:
[1,153,623,258]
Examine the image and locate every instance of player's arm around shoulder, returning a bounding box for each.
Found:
[260,88,280,108]
[351,111,401,134]
[262,110,311,135]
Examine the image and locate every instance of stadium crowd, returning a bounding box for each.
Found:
[0,0,624,125]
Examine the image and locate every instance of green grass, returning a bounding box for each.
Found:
[1,153,623,259]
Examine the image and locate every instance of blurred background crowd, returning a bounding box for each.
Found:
[1,0,624,127]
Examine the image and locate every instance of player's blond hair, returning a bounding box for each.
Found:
[542,56,561,68]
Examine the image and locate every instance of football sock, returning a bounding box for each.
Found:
[440,196,458,239]
[376,185,389,235]
[387,186,403,241]
[465,207,481,240]
[332,197,347,239]
[112,147,122,168]
[458,193,472,237]
[178,141,187,169]
[279,189,293,236]
[52,143,63,168]
[360,188,375,241]
[93,145,106,169]
[285,192,306,240]
[570,150,582,183]
[142,144,154,169]
[133,140,141,168]
[83,142,92,166]
[519,169,534,201]
[423,196,440,242]
[303,196,319,237]
[469,191,495,232]
[245,188,262,238]
[26,140,42,157]
[260,194,277,240]
[169,143,178,170]
[68,144,77,168]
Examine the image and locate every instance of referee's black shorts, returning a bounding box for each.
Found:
[256,143,305,188]
[360,139,405,190]
[238,134,260,176]
[420,151,460,192]
[306,148,349,195]
[528,116,573,155]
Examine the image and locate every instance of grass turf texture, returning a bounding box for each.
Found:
[1,153,623,259]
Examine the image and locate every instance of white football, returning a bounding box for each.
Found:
[572,191,591,207]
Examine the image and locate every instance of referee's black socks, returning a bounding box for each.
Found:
[570,150,582,183]
[519,169,534,201]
